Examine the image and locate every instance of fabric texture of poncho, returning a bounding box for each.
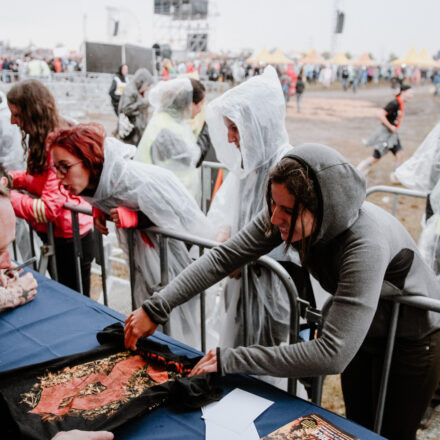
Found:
[136,78,201,199]
[205,66,294,348]
[396,121,440,280]
[85,137,215,347]
[0,323,221,439]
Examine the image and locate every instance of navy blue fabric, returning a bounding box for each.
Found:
[0,269,385,439]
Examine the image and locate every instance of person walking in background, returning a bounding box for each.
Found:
[357,84,413,181]
[108,64,128,115]
[6,80,94,295]
[117,68,153,146]
[295,74,305,113]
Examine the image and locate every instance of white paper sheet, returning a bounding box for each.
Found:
[202,388,274,433]
[205,419,260,440]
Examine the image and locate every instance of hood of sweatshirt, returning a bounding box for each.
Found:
[284,143,366,244]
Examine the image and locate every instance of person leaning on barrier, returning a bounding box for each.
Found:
[6,80,94,296]
[47,123,216,348]
[0,184,37,310]
[125,144,440,440]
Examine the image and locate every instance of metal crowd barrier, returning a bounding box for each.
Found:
[58,203,304,395]
[366,185,440,434]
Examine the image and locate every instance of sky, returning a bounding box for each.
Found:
[1,0,439,61]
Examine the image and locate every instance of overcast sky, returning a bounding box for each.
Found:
[1,0,438,61]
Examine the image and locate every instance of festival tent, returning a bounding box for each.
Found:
[246,47,272,64]
[353,53,374,66]
[329,52,351,65]
[268,48,293,64]
[300,49,325,65]
[391,47,419,66]
[418,48,439,68]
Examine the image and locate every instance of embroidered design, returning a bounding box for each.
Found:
[20,351,181,421]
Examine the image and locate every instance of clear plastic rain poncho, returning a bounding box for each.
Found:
[205,66,294,348]
[0,92,25,170]
[87,137,215,348]
[136,78,201,199]
[0,92,37,262]
[395,121,440,280]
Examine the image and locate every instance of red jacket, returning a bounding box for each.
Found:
[10,159,93,238]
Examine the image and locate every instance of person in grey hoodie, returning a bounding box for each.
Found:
[117,68,153,146]
[124,143,440,440]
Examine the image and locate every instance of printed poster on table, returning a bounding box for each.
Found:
[260,413,358,440]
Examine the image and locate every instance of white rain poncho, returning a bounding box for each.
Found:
[0,93,37,262]
[395,121,440,279]
[87,137,215,348]
[136,78,201,199]
[0,92,25,170]
[395,122,440,192]
[206,66,294,348]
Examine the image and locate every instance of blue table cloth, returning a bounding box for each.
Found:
[0,270,385,439]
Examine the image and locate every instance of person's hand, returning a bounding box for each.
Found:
[9,272,37,306]
[109,208,120,227]
[215,230,230,243]
[124,307,158,351]
[94,214,108,235]
[51,430,114,440]
[188,349,218,377]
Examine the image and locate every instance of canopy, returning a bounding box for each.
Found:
[329,52,351,65]
[418,48,439,68]
[268,48,293,65]
[300,49,325,65]
[246,47,293,65]
[391,47,438,67]
[246,47,272,64]
[353,53,374,66]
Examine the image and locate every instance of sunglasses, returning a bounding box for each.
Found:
[51,161,82,176]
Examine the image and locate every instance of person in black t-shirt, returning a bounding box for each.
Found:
[357,85,413,181]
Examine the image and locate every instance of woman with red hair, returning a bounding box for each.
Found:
[6,80,94,295]
[47,123,215,347]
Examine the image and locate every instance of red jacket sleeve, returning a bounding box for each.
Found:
[10,168,67,224]
[9,171,27,190]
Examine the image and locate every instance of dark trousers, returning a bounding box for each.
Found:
[38,230,95,297]
[341,330,440,440]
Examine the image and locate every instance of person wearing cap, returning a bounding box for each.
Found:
[357,84,413,181]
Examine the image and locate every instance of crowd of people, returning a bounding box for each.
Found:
[0,62,439,440]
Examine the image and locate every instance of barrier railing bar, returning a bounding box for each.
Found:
[199,246,207,353]
[70,210,84,294]
[366,185,428,198]
[96,232,109,306]
[29,225,37,270]
[374,302,400,434]
[127,229,136,312]
[47,223,58,281]
[158,235,170,336]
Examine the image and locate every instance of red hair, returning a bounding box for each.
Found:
[46,123,106,188]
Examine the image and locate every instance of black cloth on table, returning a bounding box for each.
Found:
[0,323,221,439]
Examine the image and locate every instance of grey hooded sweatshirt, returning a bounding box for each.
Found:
[143,143,440,378]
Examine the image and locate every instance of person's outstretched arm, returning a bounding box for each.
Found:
[124,210,281,350]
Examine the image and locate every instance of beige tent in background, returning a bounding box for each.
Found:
[353,53,374,66]
[329,52,351,65]
[391,47,438,67]
[246,47,272,64]
[300,49,325,65]
[269,48,293,64]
